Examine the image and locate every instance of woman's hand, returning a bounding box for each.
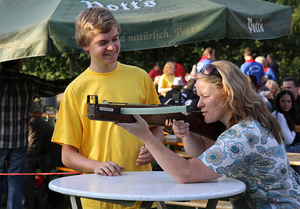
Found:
[92,161,125,176]
[172,119,190,138]
[136,146,155,166]
[115,115,153,141]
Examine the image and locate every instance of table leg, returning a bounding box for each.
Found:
[139,201,168,209]
[139,201,154,209]
[70,196,83,209]
[206,199,218,209]
[155,201,168,209]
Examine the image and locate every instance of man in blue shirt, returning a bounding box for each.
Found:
[240,48,266,86]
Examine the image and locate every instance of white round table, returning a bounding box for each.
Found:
[49,171,246,209]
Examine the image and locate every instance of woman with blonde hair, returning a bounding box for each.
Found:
[157,62,176,97]
[117,61,300,208]
[265,79,281,98]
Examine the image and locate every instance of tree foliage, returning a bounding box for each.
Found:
[11,0,299,84]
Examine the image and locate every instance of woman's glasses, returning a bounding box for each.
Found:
[199,64,221,77]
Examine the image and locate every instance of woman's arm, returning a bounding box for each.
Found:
[172,119,215,158]
[136,126,164,165]
[116,115,222,183]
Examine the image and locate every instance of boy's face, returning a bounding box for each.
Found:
[83,26,120,66]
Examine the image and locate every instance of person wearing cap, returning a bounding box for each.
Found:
[163,77,187,105]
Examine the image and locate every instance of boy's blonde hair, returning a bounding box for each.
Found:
[196,60,283,144]
[75,7,121,48]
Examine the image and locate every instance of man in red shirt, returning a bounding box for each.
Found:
[148,61,162,80]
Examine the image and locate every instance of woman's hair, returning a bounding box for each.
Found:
[163,62,176,75]
[272,90,296,131]
[203,47,215,57]
[255,56,267,66]
[75,7,121,48]
[265,80,280,96]
[196,60,283,144]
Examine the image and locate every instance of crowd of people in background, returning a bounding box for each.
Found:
[150,47,300,159]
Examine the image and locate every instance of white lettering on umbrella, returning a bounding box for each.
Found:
[81,0,158,10]
[247,18,264,33]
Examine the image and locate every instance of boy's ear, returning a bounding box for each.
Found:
[83,46,89,52]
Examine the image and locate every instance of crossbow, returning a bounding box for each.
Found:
[86,95,226,141]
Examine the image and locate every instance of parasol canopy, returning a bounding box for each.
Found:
[0,0,292,62]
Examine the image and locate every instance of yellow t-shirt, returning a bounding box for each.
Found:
[158,74,175,96]
[52,62,160,209]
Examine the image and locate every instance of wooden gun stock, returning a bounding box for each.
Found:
[86,96,226,141]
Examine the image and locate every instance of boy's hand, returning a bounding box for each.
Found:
[93,161,125,176]
[136,146,154,166]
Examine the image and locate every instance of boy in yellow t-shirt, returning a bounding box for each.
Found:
[51,7,163,209]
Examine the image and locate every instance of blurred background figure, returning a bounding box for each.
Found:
[282,77,300,164]
[255,56,277,86]
[265,79,281,100]
[148,61,162,81]
[183,77,196,101]
[249,74,260,92]
[272,90,297,152]
[258,86,273,111]
[183,78,200,111]
[153,75,163,103]
[266,53,280,86]
[158,61,176,98]
[259,79,280,108]
[0,59,73,209]
[185,64,197,82]
[196,47,215,73]
[163,77,187,105]
[241,48,266,88]
[282,76,300,113]
[22,109,63,209]
[166,58,187,84]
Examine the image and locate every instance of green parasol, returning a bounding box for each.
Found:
[0,0,291,62]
